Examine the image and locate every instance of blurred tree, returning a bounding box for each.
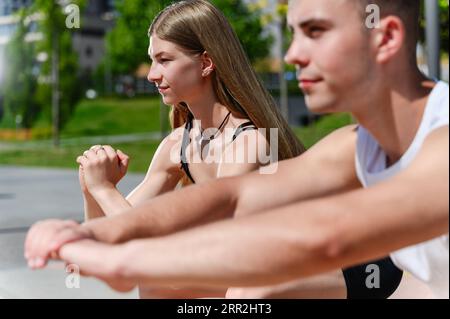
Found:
[212,0,272,63]
[420,0,449,54]
[437,0,448,54]
[105,0,272,75]
[31,0,85,135]
[1,9,39,129]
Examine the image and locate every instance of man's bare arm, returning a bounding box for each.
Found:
[60,127,448,288]
[25,125,359,265]
[84,125,359,243]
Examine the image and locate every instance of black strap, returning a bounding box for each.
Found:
[180,119,257,183]
[180,114,196,184]
[232,121,257,141]
[343,256,403,299]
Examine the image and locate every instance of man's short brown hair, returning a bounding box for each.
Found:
[357,0,421,62]
[359,0,420,38]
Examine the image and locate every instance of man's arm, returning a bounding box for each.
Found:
[25,125,359,265]
[59,127,448,288]
[85,125,360,243]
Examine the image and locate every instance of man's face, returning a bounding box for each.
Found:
[285,0,375,114]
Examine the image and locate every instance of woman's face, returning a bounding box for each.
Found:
[148,35,204,106]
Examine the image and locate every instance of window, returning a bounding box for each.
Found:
[85,46,93,58]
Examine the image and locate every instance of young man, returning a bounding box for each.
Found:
[25,0,448,298]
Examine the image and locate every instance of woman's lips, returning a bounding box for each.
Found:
[157,86,169,93]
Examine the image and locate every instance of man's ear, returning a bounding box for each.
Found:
[201,52,215,77]
[372,16,406,64]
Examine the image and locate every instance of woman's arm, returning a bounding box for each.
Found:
[83,192,106,220]
[83,134,183,218]
[79,164,106,220]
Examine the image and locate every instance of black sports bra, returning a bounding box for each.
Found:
[180,115,257,184]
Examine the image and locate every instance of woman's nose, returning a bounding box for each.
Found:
[147,64,161,83]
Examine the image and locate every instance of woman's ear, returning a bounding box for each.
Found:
[372,16,406,64]
[201,51,215,77]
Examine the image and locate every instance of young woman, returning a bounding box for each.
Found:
[76,0,304,298]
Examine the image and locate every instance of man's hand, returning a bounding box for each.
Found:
[24,219,94,269]
[60,239,137,293]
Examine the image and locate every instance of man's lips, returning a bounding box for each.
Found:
[298,78,323,90]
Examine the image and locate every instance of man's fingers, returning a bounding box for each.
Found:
[25,220,82,269]
[59,240,136,293]
[25,220,58,259]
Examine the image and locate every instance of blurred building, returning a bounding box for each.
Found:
[0,0,41,48]
[72,0,115,73]
[0,0,115,75]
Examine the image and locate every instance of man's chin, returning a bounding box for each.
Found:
[304,97,336,114]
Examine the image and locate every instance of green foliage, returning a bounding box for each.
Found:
[105,0,272,75]
[31,0,86,130]
[0,112,354,171]
[438,0,449,54]
[295,113,355,149]
[105,0,161,75]
[1,9,39,129]
[212,0,272,62]
[61,97,163,137]
[420,0,449,54]
[0,140,160,172]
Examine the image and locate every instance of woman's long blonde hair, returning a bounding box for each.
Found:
[149,0,305,163]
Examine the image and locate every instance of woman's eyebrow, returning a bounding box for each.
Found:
[149,51,167,60]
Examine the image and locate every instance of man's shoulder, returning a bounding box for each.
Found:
[308,124,358,154]
[404,126,448,176]
[293,124,358,167]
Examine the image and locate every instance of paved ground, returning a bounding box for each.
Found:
[0,165,145,298]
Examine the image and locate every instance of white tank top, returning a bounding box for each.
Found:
[355,81,449,298]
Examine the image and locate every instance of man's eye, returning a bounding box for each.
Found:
[308,27,324,38]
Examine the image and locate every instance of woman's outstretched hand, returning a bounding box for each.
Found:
[76,145,130,195]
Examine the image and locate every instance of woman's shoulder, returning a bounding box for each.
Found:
[167,126,186,143]
[218,127,267,178]
[228,119,264,146]
[221,121,268,162]
[151,127,186,169]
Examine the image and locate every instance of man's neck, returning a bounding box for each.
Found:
[354,71,435,165]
